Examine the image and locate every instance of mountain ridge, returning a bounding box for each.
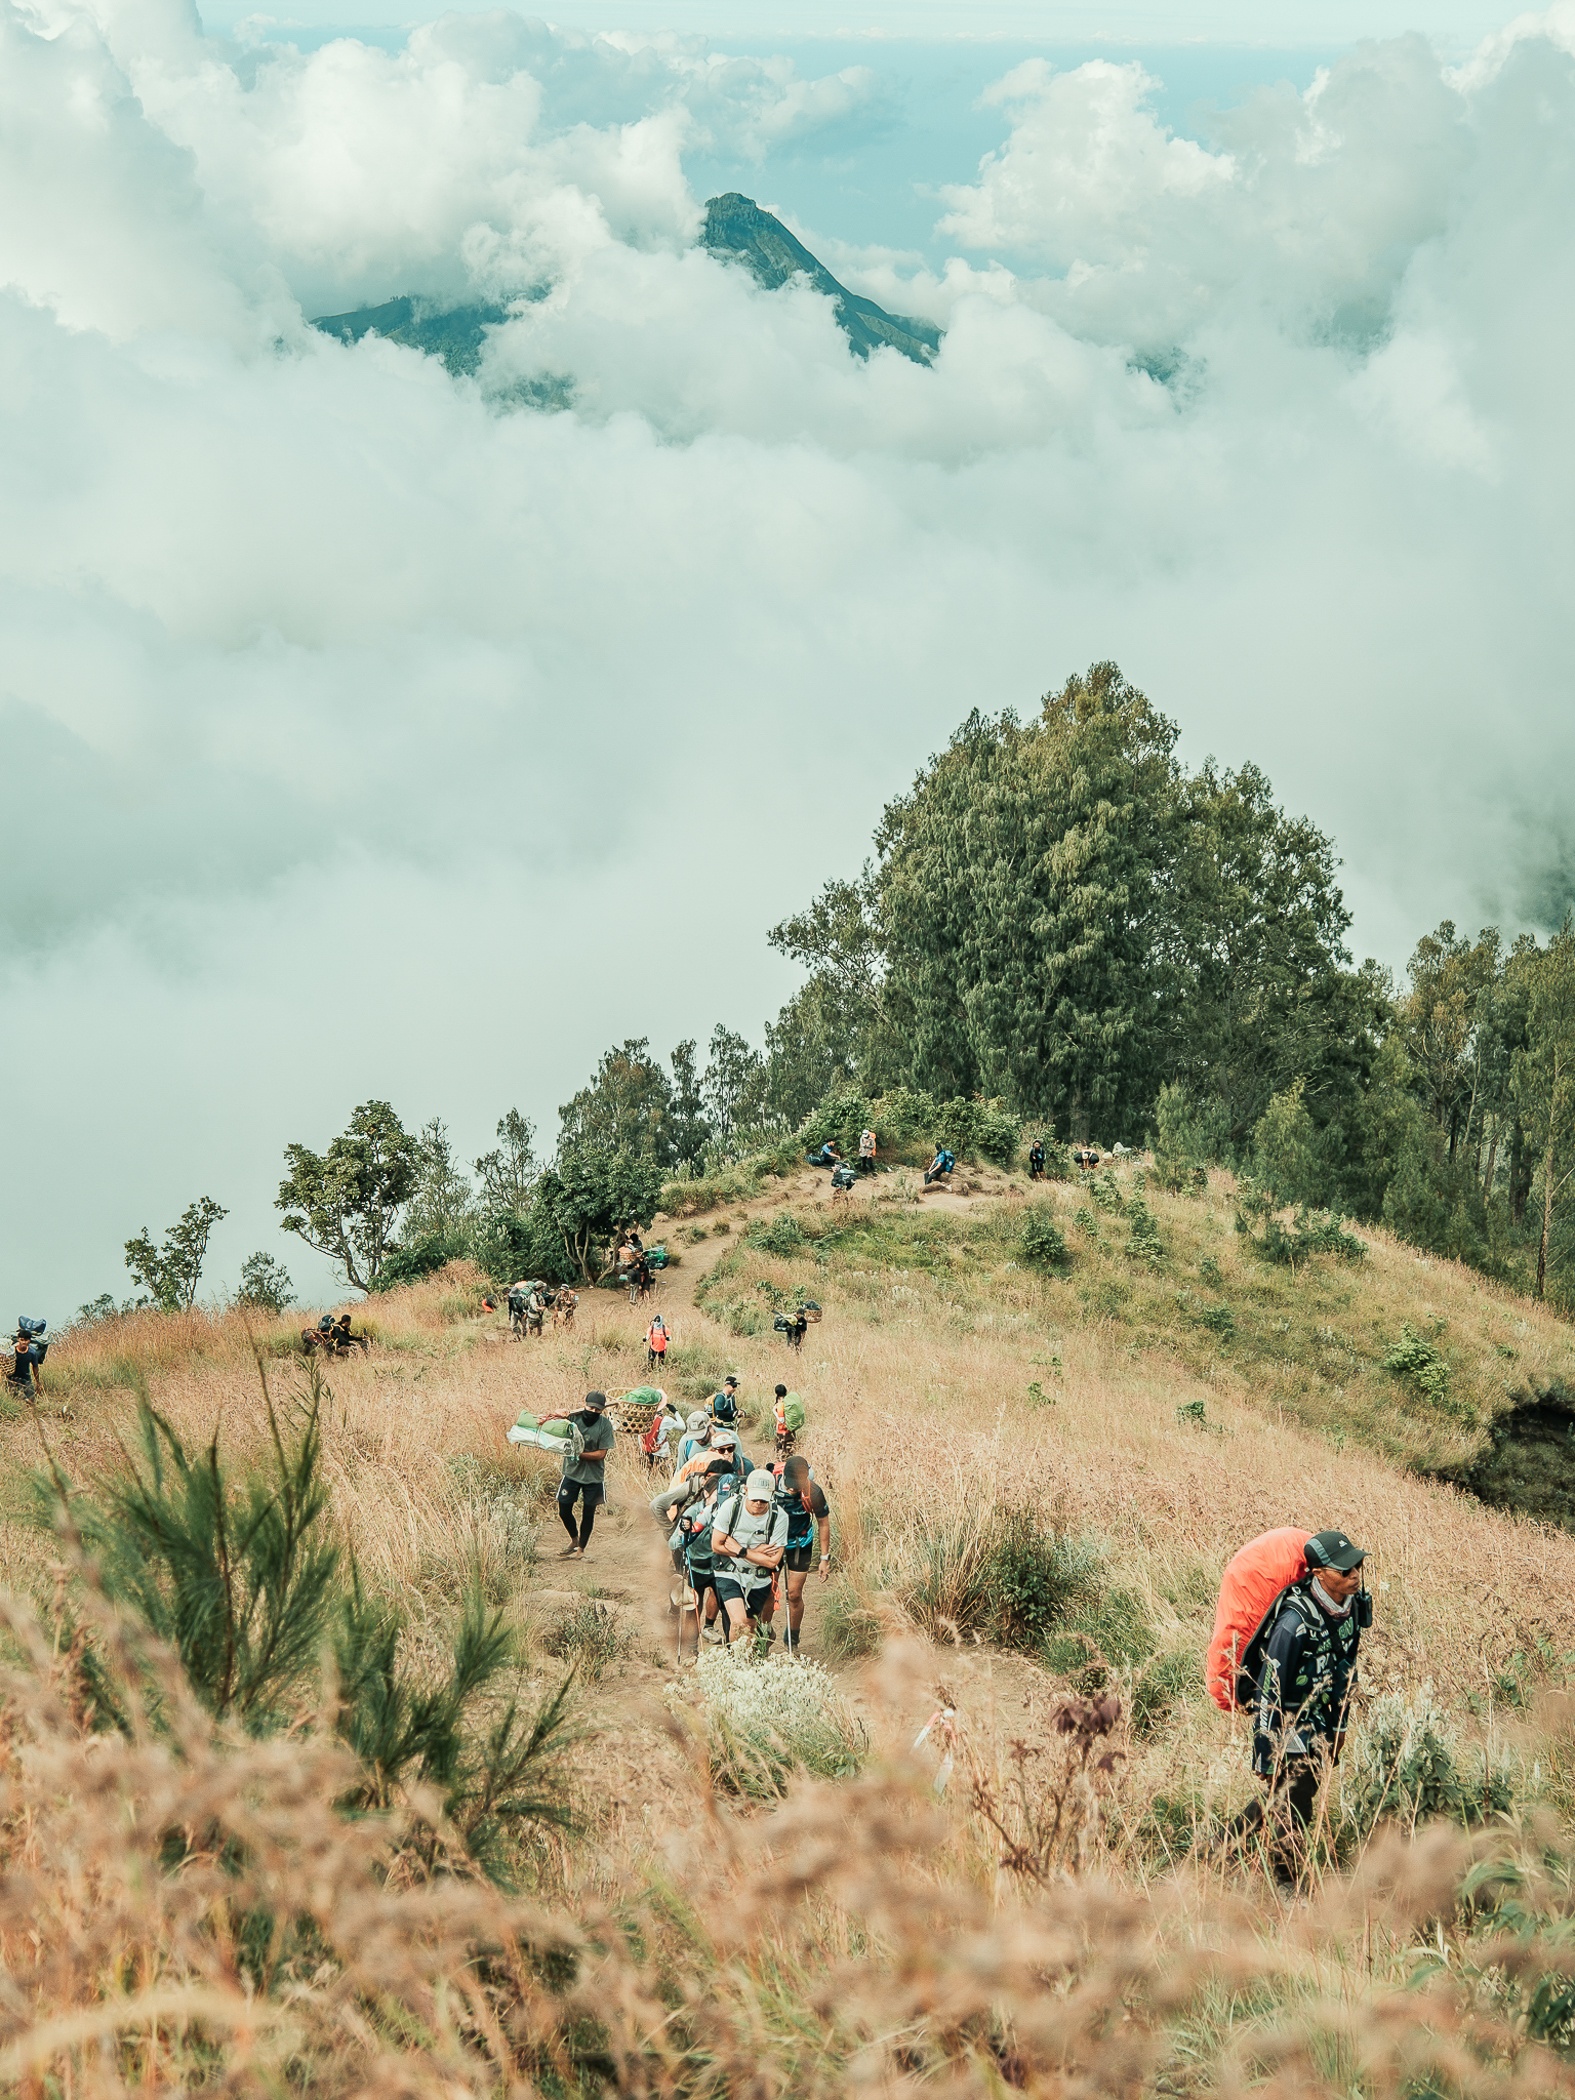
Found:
[310,193,941,376]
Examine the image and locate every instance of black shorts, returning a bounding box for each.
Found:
[687,1567,716,1596]
[558,1479,604,1509]
[713,1575,769,1616]
[783,1542,816,1573]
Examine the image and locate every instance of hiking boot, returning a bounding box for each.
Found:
[701,1622,723,1644]
[556,1544,582,1560]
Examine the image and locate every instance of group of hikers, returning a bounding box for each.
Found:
[806,1129,958,1191]
[530,1374,828,1657]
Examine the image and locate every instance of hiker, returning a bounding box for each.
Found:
[670,1424,750,1497]
[808,1139,845,1171]
[858,1127,877,1175]
[540,1391,616,1560]
[646,1314,670,1369]
[641,1398,683,1480]
[677,1410,714,1469]
[678,1457,733,1646]
[923,1144,956,1187]
[7,1318,46,1396]
[772,1382,803,1457]
[764,1455,831,1655]
[1028,1139,1047,1180]
[830,1162,858,1196]
[710,1376,740,1429]
[711,1469,789,1643]
[777,1308,808,1353]
[1234,1530,1369,1887]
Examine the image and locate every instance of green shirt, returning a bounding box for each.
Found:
[563,1413,616,1485]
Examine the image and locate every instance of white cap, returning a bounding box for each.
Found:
[744,1469,777,1502]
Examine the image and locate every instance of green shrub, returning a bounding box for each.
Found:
[1018,1208,1070,1271]
[747,1213,808,1258]
[371,1231,470,1293]
[1130,1648,1199,1737]
[1126,1198,1165,1268]
[820,1587,884,1661]
[1337,1688,1516,1841]
[1383,1324,1451,1404]
[674,1648,866,1799]
[1090,1170,1126,1215]
[1198,1300,1235,1338]
[982,1515,1102,1652]
[541,1601,635,1684]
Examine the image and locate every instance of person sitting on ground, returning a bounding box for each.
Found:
[1028,1139,1047,1180]
[923,1144,956,1187]
[711,1469,789,1644]
[710,1376,740,1428]
[539,1391,616,1560]
[858,1127,877,1175]
[646,1314,670,1368]
[810,1139,846,1170]
[7,1320,47,1396]
[764,1455,831,1656]
[1233,1529,1369,1888]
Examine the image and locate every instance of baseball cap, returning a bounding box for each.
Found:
[744,1469,777,1501]
[724,1375,739,1388]
[1306,1529,1365,1573]
[582,1391,607,1413]
[712,1428,737,1447]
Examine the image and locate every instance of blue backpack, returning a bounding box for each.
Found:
[936,1148,956,1173]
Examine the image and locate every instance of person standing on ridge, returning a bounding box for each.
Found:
[1028,1138,1046,1179]
[858,1127,877,1175]
[7,1318,46,1396]
[1237,1529,1369,1887]
[540,1391,616,1560]
[710,1376,740,1429]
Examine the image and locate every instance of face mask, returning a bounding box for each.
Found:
[578,1410,602,1428]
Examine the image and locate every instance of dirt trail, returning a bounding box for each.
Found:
[526,1161,1006,1684]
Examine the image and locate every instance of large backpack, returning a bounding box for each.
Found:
[936,1148,956,1173]
[771,1473,817,1551]
[1206,1528,1312,1712]
[711,1389,738,1427]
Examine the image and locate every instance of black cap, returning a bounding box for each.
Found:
[1306,1529,1365,1573]
[724,1376,738,1388]
[583,1391,607,1412]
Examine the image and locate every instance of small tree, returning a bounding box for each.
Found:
[667,1039,713,1171]
[277,1101,420,1293]
[474,1109,539,1216]
[124,1196,228,1311]
[236,1251,295,1313]
[702,1025,764,1148]
[405,1117,473,1243]
[1511,923,1575,1300]
[533,1144,664,1281]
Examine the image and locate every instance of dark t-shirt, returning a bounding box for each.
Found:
[775,1478,829,1549]
[562,1413,616,1486]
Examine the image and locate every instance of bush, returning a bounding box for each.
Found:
[1018,1207,1070,1271]
[1130,1647,1198,1737]
[674,1648,866,1799]
[820,1587,884,1661]
[541,1601,636,1684]
[984,1513,1101,1651]
[371,1231,470,1292]
[1383,1324,1451,1404]
[1126,1198,1164,1268]
[748,1213,808,1258]
[1337,1687,1516,1841]
[35,1373,578,1883]
[1150,1082,1226,1192]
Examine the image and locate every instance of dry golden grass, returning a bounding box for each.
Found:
[8,1181,1575,2090]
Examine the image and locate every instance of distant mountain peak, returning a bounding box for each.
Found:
[700,193,940,367]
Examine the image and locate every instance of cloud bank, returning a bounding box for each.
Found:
[3,0,1574,1307]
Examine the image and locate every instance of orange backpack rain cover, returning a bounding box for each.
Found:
[1206,1527,1312,1713]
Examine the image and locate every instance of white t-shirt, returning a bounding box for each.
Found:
[714,1496,788,1589]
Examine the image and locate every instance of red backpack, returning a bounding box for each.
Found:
[1206,1528,1312,1713]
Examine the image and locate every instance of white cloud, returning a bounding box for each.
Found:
[2,0,1575,1312]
